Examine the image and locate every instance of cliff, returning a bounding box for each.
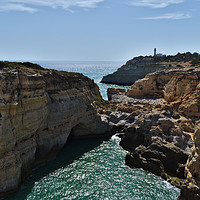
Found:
[0,61,110,197]
[178,124,200,199]
[105,68,200,199]
[2,60,200,199]
[101,57,170,85]
[101,52,200,86]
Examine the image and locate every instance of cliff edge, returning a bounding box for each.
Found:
[105,67,200,199]
[0,61,110,197]
[101,52,200,86]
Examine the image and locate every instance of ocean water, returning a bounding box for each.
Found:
[5,136,179,200]
[37,61,131,100]
[4,61,180,200]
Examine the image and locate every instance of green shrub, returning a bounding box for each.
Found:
[94,94,117,110]
[187,68,194,72]
[176,64,184,68]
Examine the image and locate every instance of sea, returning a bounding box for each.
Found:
[4,61,180,200]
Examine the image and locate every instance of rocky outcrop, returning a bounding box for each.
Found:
[101,57,171,85]
[126,69,200,119]
[0,62,110,197]
[126,70,174,98]
[106,68,200,197]
[107,88,126,101]
[119,108,193,180]
[2,60,200,199]
[178,124,200,199]
[125,139,188,178]
[101,52,200,86]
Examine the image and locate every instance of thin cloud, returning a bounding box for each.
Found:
[0,3,37,12]
[131,0,184,8]
[0,0,105,12]
[139,12,192,20]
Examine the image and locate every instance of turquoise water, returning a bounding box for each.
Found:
[37,61,130,100]
[4,61,180,199]
[5,136,180,200]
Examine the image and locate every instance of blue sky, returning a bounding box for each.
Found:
[0,0,199,61]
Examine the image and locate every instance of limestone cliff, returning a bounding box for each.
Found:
[106,68,200,198]
[101,57,171,85]
[101,52,200,86]
[178,124,200,199]
[126,68,200,119]
[0,62,109,197]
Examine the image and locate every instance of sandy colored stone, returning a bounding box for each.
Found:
[0,66,110,197]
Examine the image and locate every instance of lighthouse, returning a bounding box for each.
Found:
[154,48,156,56]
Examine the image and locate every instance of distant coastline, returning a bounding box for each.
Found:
[101,52,200,86]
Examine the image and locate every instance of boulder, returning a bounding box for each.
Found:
[107,88,126,101]
[125,139,188,178]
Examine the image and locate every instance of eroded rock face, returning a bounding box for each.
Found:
[126,70,173,98]
[178,124,200,199]
[126,69,200,119]
[125,139,188,178]
[107,88,126,101]
[0,65,110,197]
[188,127,200,181]
[164,73,199,102]
[106,68,200,198]
[101,57,171,85]
[119,109,192,180]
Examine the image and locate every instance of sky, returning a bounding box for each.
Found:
[0,0,200,61]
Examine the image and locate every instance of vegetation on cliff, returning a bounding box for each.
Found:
[101,52,200,86]
[0,61,44,70]
[126,52,200,66]
[0,61,110,198]
[0,61,85,77]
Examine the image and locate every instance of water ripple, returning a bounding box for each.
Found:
[6,136,180,200]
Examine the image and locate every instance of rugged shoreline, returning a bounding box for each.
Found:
[1,61,200,199]
[101,52,200,86]
[103,68,200,199]
[0,61,111,198]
